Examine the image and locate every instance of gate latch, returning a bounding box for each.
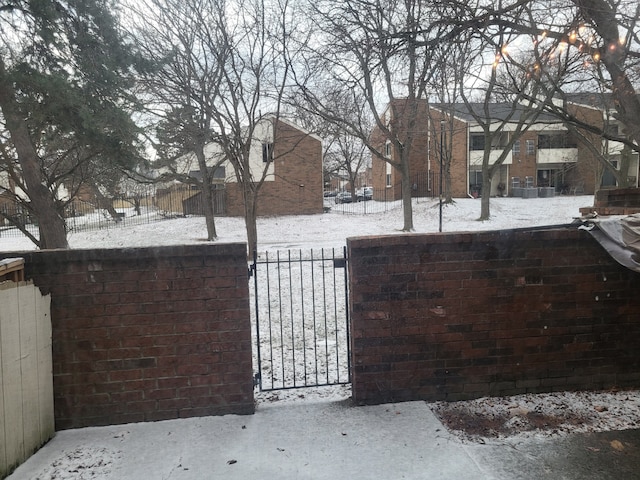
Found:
[333,258,346,269]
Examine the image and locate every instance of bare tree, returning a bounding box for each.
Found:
[472,0,640,195]
[429,34,478,205]
[570,0,640,148]
[295,0,451,231]
[290,102,371,197]
[132,0,300,253]
[462,30,568,219]
[333,133,370,198]
[460,0,640,153]
[131,0,225,240]
[428,1,602,218]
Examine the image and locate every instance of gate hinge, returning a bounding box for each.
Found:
[253,372,261,388]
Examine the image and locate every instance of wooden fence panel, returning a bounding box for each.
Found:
[0,282,53,478]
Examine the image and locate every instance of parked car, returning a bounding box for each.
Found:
[323,190,337,198]
[355,187,373,202]
[335,191,353,204]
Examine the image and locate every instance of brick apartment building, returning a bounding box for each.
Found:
[371,97,638,199]
[159,117,323,217]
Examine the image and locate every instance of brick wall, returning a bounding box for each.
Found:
[509,130,538,186]
[5,244,254,429]
[347,228,640,405]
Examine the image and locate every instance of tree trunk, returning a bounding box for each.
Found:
[0,60,68,249]
[444,158,454,204]
[400,159,414,231]
[91,183,121,222]
[243,183,259,257]
[195,147,217,241]
[445,123,454,203]
[479,174,492,220]
[479,160,493,220]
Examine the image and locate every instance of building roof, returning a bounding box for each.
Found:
[431,102,562,125]
[564,92,617,111]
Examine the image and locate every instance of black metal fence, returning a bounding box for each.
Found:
[0,186,227,239]
[1,172,436,240]
[250,248,351,391]
[326,171,438,215]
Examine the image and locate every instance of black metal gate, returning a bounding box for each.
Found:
[249,247,351,391]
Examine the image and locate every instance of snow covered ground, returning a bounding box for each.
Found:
[0,194,593,252]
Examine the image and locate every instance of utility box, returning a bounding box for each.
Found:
[538,187,555,198]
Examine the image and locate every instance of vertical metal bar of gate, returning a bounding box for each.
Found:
[251,250,261,390]
[310,251,318,385]
[251,247,351,391]
[343,246,351,382]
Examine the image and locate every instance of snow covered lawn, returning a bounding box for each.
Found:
[1,195,593,252]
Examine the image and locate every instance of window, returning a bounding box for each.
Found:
[601,159,619,187]
[470,135,485,151]
[385,142,392,158]
[386,173,392,187]
[262,142,274,163]
[188,166,225,182]
[537,169,552,187]
[605,123,619,137]
[538,134,576,149]
[526,139,535,155]
[512,140,520,154]
[213,166,225,179]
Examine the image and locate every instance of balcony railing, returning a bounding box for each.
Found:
[469,149,513,166]
[537,148,578,164]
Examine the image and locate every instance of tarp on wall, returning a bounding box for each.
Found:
[580,213,640,272]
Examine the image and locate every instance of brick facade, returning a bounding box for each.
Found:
[6,244,254,429]
[348,228,640,405]
[370,100,430,202]
[371,100,606,199]
[225,119,323,216]
[426,110,470,198]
